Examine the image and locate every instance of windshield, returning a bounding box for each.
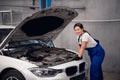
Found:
[7,40,54,48]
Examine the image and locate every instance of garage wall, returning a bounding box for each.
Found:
[0,0,40,25]
[53,0,120,72]
[0,0,120,72]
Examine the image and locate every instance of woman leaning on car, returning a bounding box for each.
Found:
[73,22,105,80]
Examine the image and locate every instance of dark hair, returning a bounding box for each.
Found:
[73,23,84,29]
[74,22,89,33]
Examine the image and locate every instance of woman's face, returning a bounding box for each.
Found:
[74,26,83,36]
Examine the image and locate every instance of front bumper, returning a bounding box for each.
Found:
[24,61,88,80]
[24,68,87,80]
[29,71,87,80]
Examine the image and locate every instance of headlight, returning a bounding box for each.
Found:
[28,67,63,77]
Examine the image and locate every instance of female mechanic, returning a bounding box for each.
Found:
[73,23,105,80]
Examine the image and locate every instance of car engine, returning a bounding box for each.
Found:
[2,41,81,67]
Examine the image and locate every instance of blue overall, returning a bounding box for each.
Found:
[78,36,105,80]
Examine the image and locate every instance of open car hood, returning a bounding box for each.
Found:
[0,6,78,49]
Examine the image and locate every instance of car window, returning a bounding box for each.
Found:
[0,29,12,44]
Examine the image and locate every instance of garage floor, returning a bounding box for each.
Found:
[87,72,120,80]
[104,72,120,80]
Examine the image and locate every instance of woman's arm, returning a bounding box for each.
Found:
[78,41,87,57]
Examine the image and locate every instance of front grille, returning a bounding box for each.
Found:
[79,62,85,73]
[65,66,77,76]
[70,73,85,80]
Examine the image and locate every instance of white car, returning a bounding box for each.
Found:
[0,6,87,80]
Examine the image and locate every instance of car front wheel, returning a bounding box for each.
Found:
[1,69,26,80]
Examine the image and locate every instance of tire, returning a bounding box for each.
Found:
[1,69,26,80]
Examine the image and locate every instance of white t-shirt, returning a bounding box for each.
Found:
[77,32,97,48]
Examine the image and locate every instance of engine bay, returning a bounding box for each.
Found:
[2,40,81,67]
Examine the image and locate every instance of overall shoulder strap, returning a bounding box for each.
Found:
[84,31,99,44]
[87,32,99,44]
[78,35,81,43]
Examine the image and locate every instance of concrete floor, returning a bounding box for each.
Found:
[87,72,120,80]
[104,72,120,80]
